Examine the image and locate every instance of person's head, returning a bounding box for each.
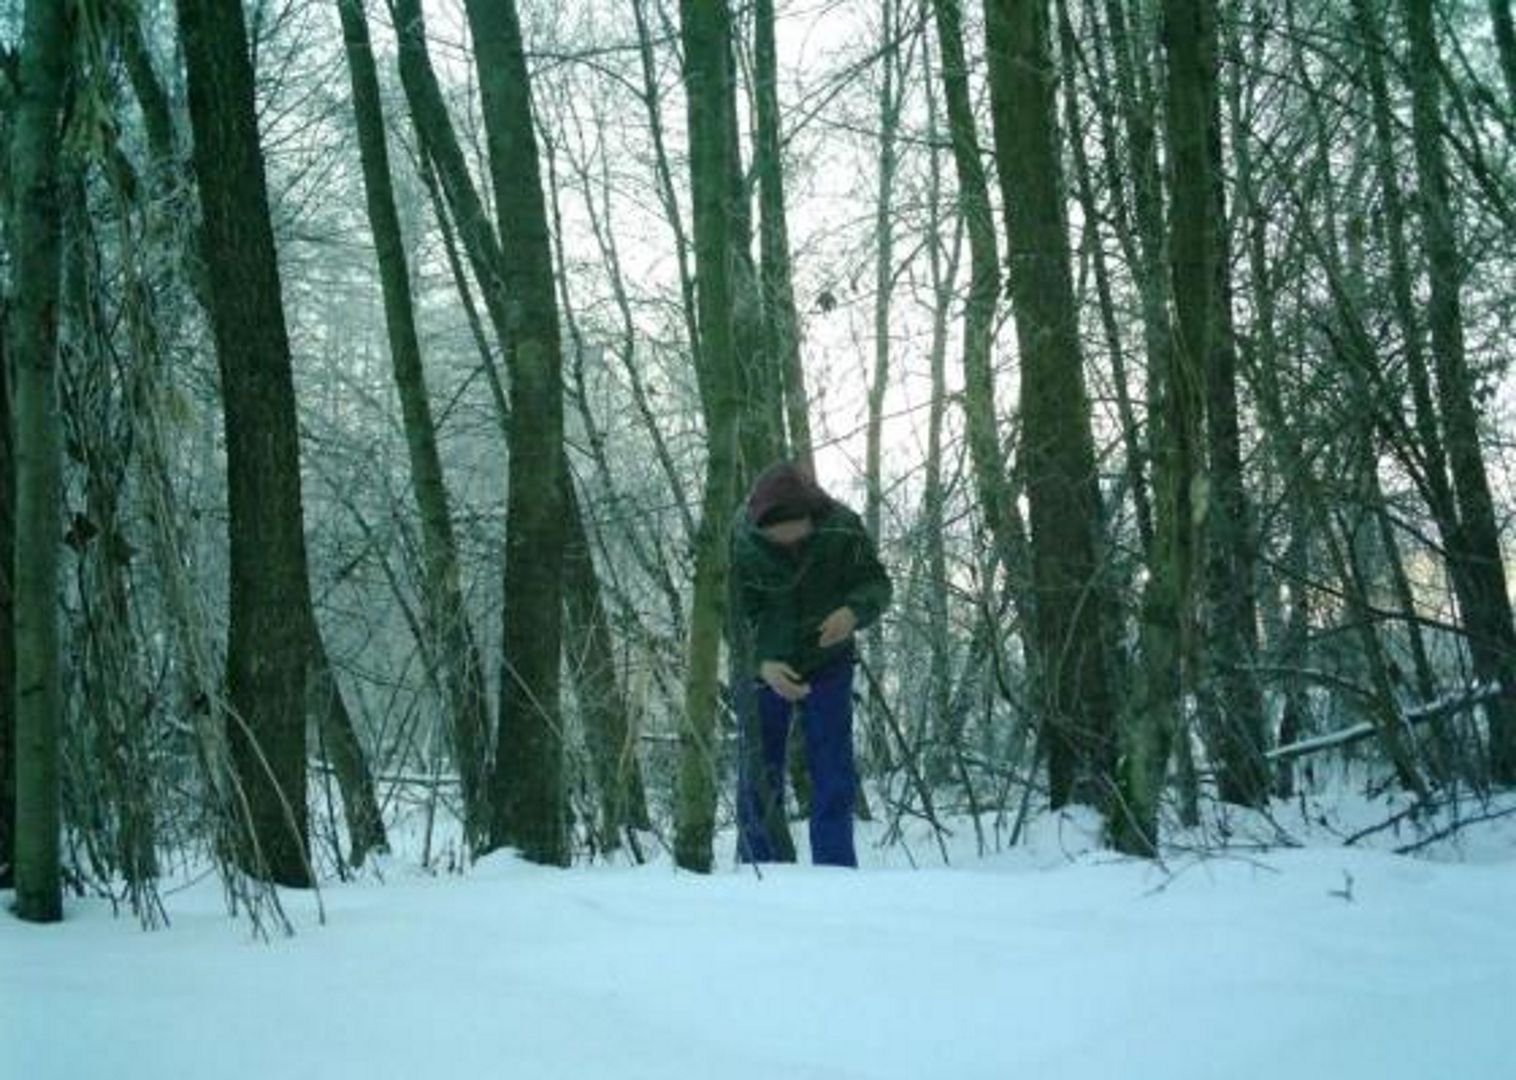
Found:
[746,460,827,546]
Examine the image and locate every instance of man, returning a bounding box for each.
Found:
[731,461,892,867]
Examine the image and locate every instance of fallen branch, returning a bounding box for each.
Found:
[1266,681,1514,764]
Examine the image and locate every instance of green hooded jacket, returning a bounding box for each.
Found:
[732,501,893,678]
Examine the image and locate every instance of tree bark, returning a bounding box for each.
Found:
[1163,0,1269,809]
[1490,0,1516,116]
[391,0,514,356]
[337,0,486,854]
[1057,0,1151,558]
[754,0,813,471]
[867,0,904,547]
[177,0,314,886]
[1405,0,1516,783]
[1,62,15,886]
[983,0,1118,812]
[8,0,69,919]
[562,481,653,847]
[675,0,744,873]
[0,297,12,892]
[929,0,1017,585]
[922,53,962,782]
[308,640,388,864]
[461,0,570,864]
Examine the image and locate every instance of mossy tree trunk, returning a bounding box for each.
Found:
[675,0,744,873]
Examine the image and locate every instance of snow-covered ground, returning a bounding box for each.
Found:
[5,791,1515,1079]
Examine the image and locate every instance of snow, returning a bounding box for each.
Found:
[5,797,1516,1080]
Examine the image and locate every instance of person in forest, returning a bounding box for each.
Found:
[732,461,892,867]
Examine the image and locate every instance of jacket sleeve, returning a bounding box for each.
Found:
[842,517,892,631]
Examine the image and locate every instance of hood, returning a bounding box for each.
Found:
[745,461,831,527]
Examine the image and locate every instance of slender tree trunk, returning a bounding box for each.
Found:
[922,88,963,783]
[1405,0,1516,783]
[867,0,904,547]
[1,66,16,887]
[930,0,1015,578]
[8,0,69,920]
[675,0,744,873]
[1163,0,1269,808]
[983,0,1117,812]
[729,104,781,482]
[632,0,704,376]
[308,641,388,864]
[1086,0,1196,827]
[337,0,487,854]
[562,482,652,847]
[754,0,813,471]
[392,0,514,356]
[1490,0,1516,116]
[0,301,13,891]
[1354,0,1482,773]
[177,0,314,886]
[1058,0,1152,557]
[461,0,570,863]
[1108,0,1214,851]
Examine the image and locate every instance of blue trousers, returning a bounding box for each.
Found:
[736,658,858,867]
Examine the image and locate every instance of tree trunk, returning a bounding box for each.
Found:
[632,0,704,383]
[1490,0,1516,116]
[754,0,813,471]
[922,61,962,782]
[1405,0,1516,784]
[562,481,652,848]
[177,0,314,886]
[9,0,70,921]
[1162,0,1270,809]
[461,0,570,864]
[675,0,744,873]
[929,0,1015,580]
[983,0,1118,812]
[867,0,904,548]
[1057,0,1152,558]
[308,640,388,865]
[1,68,15,886]
[337,0,489,854]
[391,0,514,357]
[0,300,13,891]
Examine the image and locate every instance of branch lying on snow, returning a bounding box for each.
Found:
[1392,804,1516,854]
[1265,681,1516,764]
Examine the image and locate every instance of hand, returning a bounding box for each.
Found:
[817,606,858,648]
[759,660,810,702]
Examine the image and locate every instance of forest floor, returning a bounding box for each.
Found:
[5,782,1515,1079]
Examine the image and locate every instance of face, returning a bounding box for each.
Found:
[760,517,813,547]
